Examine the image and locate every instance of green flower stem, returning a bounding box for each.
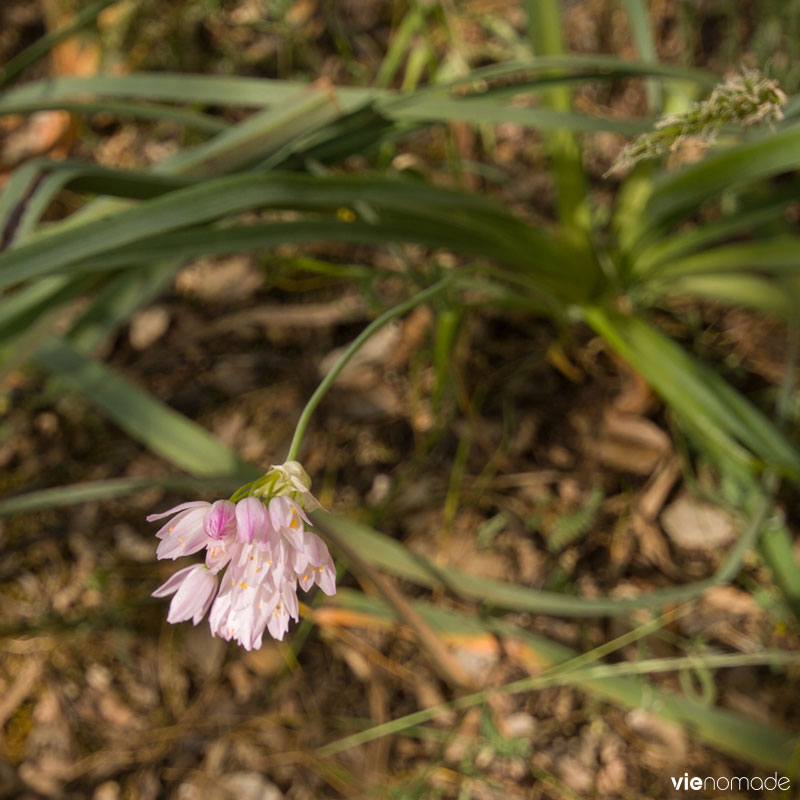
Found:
[285,274,459,462]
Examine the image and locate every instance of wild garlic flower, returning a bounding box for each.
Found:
[149,462,335,650]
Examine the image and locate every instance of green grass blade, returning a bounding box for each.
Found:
[0,275,96,381]
[3,93,362,372]
[523,0,590,243]
[0,276,75,339]
[630,124,800,253]
[153,89,342,177]
[421,55,716,92]
[0,99,229,132]
[33,337,257,479]
[374,3,424,89]
[0,59,715,117]
[622,0,662,110]
[325,590,798,770]
[655,273,800,317]
[645,238,800,279]
[633,191,797,272]
[387,97,656,134]
[0,159,52,246]
[760,517,800,620]
[0,0,118,90]
[0,174,579,292]
[65,216,580,298]
[0,73,376,112]
[311,487,769,616]
[10,167,85,246]
[0,161,194,250]
[0,476,244,516]
[583,307,800,479]
[25,89,347,243]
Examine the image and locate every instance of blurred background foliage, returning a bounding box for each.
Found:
[2,1,800,798]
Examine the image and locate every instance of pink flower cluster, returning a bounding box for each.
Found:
[149,463,335,650]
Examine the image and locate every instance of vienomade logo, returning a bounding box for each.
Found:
[670,773,790,792]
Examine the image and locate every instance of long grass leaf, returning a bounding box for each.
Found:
[0,476,243,516]
[388,97,655,134]
[311,488,770,616]
[633,191,797,272]
[0,468,772,619]
[523,0,590,242]
[66,217,580,298]
[432,55,716,92]
[324,590,797,769]
[642,238,800,279]
[33,337,257,479]
[0,73,375,111]
[0,159,51,247]
[622,0,662,110]
[656,273,800,317]
[152,90,342,177]
[631,125,800,252]
[583,308,800,479]
[0,174,578,290]
[0,99,229,132]
[0,59,715,116]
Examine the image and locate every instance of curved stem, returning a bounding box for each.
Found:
[286,274,458,462]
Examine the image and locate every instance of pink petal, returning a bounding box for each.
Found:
[147,501,209,522]
[297,569,314,592]
[292,543,310,575]
[167,567,217,624]
[209,579,233,638]
[235,497,268,544]
[155,511,209,559]
[268,496,292,531]
[153,507,197,540]
[302,531,330,566]
[151,564,196,597]
[204,499,236,541]
[316,562,337,596]
[205,541,231,575]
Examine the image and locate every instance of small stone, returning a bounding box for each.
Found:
[217,772,283,800]
[93,781,121,800]
[129,306,170,350]
[502,712,537,738]
[660,492,736,550]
